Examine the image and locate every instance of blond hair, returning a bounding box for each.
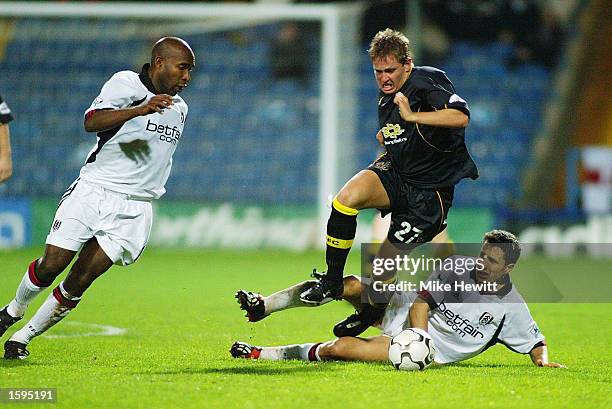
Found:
[368,28,412,63]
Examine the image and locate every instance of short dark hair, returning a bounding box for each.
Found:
[368,28,412,64]
[483,229,521,265]
[150,37,194,65]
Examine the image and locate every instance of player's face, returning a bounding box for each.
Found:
[475,243,514,283]
[372,56,411,94]
[156,53,195,96]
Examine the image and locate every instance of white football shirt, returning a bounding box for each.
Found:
[382,255,546,364]
[80,64,188,200]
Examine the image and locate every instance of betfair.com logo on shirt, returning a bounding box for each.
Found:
[438,302,485,339]
[146,119,181,145]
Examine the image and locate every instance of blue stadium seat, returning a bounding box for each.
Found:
[2,19,550,209]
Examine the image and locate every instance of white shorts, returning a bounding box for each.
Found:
[46,179,153,266]
[381,290,417,338]
[355,275,415,337]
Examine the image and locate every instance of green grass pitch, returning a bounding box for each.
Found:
[1,247,610,409]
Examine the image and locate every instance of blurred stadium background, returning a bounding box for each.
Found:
[0,0,610,254]
[1,4,610,408]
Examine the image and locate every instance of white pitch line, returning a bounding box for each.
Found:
[42,321,127,339]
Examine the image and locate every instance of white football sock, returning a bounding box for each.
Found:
[258,343,320,361]
[6,260,49,318]
[264,281,329,314]
[10,282,80,345]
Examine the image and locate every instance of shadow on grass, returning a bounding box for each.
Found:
[0,359,41,368]
[135,364,339,376]
[445,362,527,369]
[135,360,455,376]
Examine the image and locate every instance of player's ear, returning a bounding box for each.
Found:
[153,56,164,69]
[504,263,515,274]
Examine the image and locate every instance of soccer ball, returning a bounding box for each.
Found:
[388,328,435,371]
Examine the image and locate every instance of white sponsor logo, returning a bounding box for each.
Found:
[449,94,465,104]
[150,204,374,250]
[0,101,11,115]
[520,215,612,258]
[385,137,408,145]
[0,211,26,248]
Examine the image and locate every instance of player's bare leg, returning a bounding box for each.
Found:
[235,280,319,322]
[61,238,114,297]
[371,212,391,243]
[37,245,78,283]
[236,275,366,322]
[318,335,390,361]
[431,229,455,259]
[300,170,389,304]
[231,335,390,363]
[1,244,76,339]
[5,238,113,359]
[335,170,390,209]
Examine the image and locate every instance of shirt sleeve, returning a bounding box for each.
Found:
[497,303,546,354]
[84,74,145,117]
[0,95,14,124]
[422,76,470,117]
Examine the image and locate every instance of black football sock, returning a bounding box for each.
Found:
[325,198,358,285]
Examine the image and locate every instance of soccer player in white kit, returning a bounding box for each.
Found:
[0,37,195,359]
[232,230,565,368]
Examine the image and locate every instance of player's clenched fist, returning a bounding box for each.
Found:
[376,129,384,146]
[535,359,567,369]
[393,92,415,123]
[140,94,174,115]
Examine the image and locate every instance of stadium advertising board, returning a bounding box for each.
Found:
[0,198,31,248]
[26,199,493,250]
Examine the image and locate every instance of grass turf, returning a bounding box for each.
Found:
[0,247,610,409]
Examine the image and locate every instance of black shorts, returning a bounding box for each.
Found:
[367,154,454,244]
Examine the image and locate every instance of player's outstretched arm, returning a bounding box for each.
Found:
[84,94,174,132]
[529,345,566,368]
[0,123,13,183]
[408,295,430,332]
[393,92,468,128]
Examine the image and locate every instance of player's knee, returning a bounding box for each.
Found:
[318,338,349,359]
[317,342,333,360]
[37,257,68,281]
[335,188,361,210]
[342,275,362,298]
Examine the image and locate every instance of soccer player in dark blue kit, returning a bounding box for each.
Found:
[238,28,478,336]
[303,27,480,333]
